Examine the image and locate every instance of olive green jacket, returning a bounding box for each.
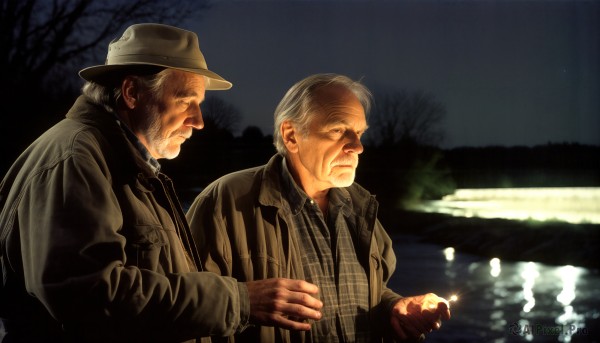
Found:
[0,96,249,342]
[187,154,402,343]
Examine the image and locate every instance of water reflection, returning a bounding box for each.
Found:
[554,265,586,343]
[520,262,539,313]
[389,235,600,342]
[490,257,501,278]
[556,266,578,307]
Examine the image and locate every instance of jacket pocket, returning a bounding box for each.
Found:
[123,224,166,269]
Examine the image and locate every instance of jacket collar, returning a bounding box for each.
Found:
[257,154,288,208]
[257,154,376,218]
[65,95,157,179]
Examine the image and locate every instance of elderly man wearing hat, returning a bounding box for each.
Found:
[0,23,322,343]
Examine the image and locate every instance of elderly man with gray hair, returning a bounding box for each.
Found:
[187,73,451,343]
[0,23,322,343]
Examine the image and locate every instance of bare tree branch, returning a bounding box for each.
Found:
[201,96,242,134]
[1,0,210,90]
[369,90,446,147]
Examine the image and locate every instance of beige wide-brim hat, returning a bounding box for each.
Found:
[79,23,232,90]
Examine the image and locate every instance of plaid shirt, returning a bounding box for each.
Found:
[113,116,161,174]
[281,160,370,342]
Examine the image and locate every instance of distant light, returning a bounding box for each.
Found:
[449,294,458,302]
[490,257,501,277]
[415,187,600,224]
[443,247,455,261]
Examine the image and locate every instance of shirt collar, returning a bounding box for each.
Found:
[112,114,161,174]
[280,157,308,215]
[280,157,351,215]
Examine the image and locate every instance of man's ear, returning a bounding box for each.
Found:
[121,77,138,109]
[281,121,299,153]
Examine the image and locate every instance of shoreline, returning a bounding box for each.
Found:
[381,209,600,271]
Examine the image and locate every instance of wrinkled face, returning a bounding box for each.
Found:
[137,70,206,159]
[286,85,367,194]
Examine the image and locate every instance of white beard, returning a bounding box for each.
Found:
[331,170,356,187]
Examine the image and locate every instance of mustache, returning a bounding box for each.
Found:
[170,129,192,140]
[331,156,359,167]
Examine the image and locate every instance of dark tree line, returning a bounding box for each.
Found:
[445,143,600,188]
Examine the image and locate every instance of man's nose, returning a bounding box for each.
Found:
[344,132,364,154]
[186,105,204,130]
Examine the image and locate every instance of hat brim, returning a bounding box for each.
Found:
[79,63,232,90]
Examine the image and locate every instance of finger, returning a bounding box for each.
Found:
[419,300,450,328]
[422,293,449,309]
[436,301,451,320]
[419,310,445,331]
[404,300,440,333]
[392,318,424,341]
[407,303,437,331]
[287,290,323,310]
[399,316,425,339]
[272,314,313,331]
[437,300,449,310]
[278,302,322,321]
[390,318,408,340]
[423,314,443,330]
[282,279,320,294]
[423,303,450,324]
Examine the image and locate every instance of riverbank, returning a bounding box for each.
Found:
[380,209,600,271]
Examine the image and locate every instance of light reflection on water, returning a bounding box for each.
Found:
[388,234,600,342]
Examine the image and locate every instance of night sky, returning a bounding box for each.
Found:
[185,0,599,148]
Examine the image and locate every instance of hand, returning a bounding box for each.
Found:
[245,278,323,331]
[389,293,451,341]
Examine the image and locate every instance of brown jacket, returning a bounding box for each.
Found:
[0,96,249,342]
[187,154,402,342]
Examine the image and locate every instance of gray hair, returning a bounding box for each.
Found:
[272,73,372,156]
[81,68,174,113]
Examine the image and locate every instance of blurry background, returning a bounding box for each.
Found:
[1,1,598,341]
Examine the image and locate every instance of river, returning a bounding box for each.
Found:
[388,234,600,342]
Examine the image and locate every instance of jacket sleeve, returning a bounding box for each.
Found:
[376,218,403,299]
[186,183,235,277]
[17,147,246,342]
[372,218,403,332]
